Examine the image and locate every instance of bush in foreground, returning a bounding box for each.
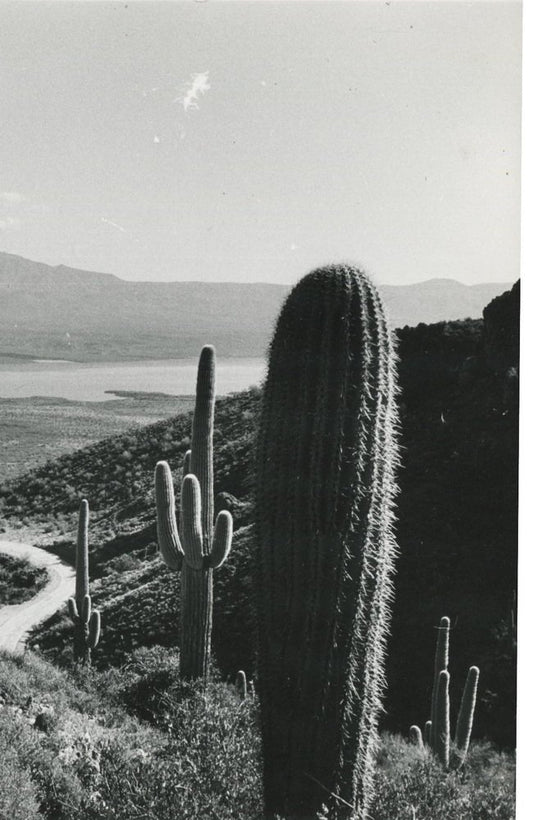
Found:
[373,734,515,820]
[0,650,515,819]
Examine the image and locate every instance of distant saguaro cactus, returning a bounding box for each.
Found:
[255,265,400,819]
[155,345,233,680]
[67,499,101,664]
[411,616,480,770]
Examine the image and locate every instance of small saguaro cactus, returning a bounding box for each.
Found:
[256,265,400,820]
[67,499,101,665]
[235,670,247,700]
[155,345,233,680]
[411,616,480,769]
[409,725,424,750]
[453,664,480,767]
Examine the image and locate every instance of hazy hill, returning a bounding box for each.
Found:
[0,251,512,361]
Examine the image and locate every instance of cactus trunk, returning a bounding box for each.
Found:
[190,345,215,549]
[256,265,400,819]
[75,499,89,612]
[434,670,450,768]
[430,616,450,749]
[180,564,213,680]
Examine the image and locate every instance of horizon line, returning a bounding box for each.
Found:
[0,249,516,290]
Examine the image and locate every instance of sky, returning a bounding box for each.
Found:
[0,0,522,286]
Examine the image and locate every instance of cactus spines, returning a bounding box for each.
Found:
[434,670,450,768]
[409,725,423,749]
[256,265,400,819]
[67,499,100,665]
[430,616,450,749]
[454,665,480,766]
[155,345,233,680]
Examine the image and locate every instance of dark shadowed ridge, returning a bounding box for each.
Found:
[0,251,512,361]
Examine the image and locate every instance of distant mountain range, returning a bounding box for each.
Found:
[0,251,514,361]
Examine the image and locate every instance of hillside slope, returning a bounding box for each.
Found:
[0,251,512,360]
[0,284,519,748]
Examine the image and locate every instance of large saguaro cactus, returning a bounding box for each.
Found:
[155,345,233,680]
[67,499,101,665]
[255,265,400,819]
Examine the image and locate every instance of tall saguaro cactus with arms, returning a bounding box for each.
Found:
[67,499,101,665]
[155,345,233,680]
[256,265,400,819]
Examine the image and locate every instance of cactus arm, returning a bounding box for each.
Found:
[190,345,216,550]
[424,720,432,747]
[181,474,204,569]
[207,510,233,568]
[81,594,91,625]
[430,616,450,749]
[409,725,423,749]
[454,665,480,766]
[155,461,184,571]
[236,670,247,700]
[88,610,101,650]
[68,597,79,622]
[75,499,90,610]
[182,449,192,480]
[434,670,451,769]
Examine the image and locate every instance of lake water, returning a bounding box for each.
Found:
[0,358,267,402]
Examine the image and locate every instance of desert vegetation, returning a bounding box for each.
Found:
[0,393,194,484]
[0,273,518,818]
[0,648,515,820]
[0,553,48,605]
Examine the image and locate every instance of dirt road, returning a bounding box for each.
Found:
[0,540,75,654]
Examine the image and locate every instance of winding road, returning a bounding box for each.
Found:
[0,540,75,654]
